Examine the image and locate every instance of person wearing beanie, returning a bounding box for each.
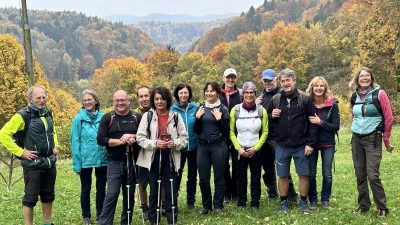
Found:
[256,69,299,203]
[229,81,268,212]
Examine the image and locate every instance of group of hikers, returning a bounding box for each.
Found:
[0,66,394,225]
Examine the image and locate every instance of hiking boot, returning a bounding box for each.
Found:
[224,195,231,203]
[279,200,288,214]
[289,195,298,205]
[214,208,222,214]
[321,201,331,210]
[376,208,388,218]
[299,200,310,213]
[309,202,317,210]
[199,208,210,215]
[140,204,149,221]
[187,199,195,210]
[83,217,91,225]
[353,207,368,214]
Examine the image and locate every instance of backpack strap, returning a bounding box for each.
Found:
[130,110,139,126]
[146,110,153,137]
[108,111,115,127]
[234,104,241,120]
[296,90,309,134]
[15,107,31,148]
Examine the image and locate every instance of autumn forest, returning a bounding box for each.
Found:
[0,0,400,158]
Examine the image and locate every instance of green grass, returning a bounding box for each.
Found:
[1,126,400,224]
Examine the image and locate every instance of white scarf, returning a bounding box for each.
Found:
[205,99,221,108]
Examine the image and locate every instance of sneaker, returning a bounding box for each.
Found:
[376,208,388,218]
[251,206,259,212]
[309,202,317,210]
[321,201,331,210]
[140,204,149,221]
[237,206,245,212]
[353,207,368,214]
[289,195,299,204]
[83,217,91,225]
[279,200,288,214]
[299,200,310,213]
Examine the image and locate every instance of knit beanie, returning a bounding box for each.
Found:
[242,81,257,94]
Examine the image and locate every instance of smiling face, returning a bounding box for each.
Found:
[154,93,167,111]
[112,90,130,115]
[29,87,47,109]
[358,70,372,90]
[279,75,296,94]
[222,74,237,89]
[263,78,277,91]
[205,84,218,103]
[82,93,97,112]
[312,79,326,98]
[178,87,189,105]
[244,89,256,105]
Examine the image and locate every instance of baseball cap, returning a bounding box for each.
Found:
[262,69,276,80]
[223,68,237,77]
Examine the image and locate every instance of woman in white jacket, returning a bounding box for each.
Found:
[136,86,188,225]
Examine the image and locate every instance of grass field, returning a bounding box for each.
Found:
[0,126,399,224]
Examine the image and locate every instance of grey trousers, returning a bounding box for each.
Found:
[351,133,387,210]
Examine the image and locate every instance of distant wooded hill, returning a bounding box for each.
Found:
[191,0,345,55]
[133,18,232,53]
[0,7,160,81]
[104,13,238,24]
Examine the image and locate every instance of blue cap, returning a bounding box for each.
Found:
[262,69,276,80]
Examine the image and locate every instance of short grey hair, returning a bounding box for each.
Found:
[277,68,296,81]
[27,85,47,99]
[81,89,101,110]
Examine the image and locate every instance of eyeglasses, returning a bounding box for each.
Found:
[359,74,371,78]
[263,79,274,83]
[178,92,189,96]
[244,91,255,95]
[113,98,128,103]
[225,76,237,80]
[82,98,93,102]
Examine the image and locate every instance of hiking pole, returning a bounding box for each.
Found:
[156,148,162,225]
[131,145,145,225]
[169,149,176,225]
[125,144,131,225]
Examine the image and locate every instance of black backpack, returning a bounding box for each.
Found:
[271,90,310,134]
[108,110,139,128]
[350,89,384,132]
[146,110,179,137]
[14,107,53,148]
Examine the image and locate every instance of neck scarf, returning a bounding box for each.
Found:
[86,109,98,119]
[358,86,373,96]
[29,103,46,114]
[242,101,256,112]
[205,99,221,108]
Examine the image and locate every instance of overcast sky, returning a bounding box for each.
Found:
[0,0,264,17]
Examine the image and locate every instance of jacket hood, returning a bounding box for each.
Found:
[171,102,197,112]
[78,108,103,123]
[321,95,337,108]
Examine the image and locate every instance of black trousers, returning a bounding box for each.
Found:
[232,149,263,207]
[197,140,228,209]
[224,139,238,199]
[177,149,198,203]
[148,150,178,224]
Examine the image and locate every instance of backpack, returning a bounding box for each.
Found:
[271,90,309,134]
[146,110,179,137]
[350,89,384,132]
[234,104,263,120]
[14,107,53,148]
[108,110,139,128]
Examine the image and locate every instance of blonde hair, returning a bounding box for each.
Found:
[348,67,378,90]
[306,76,332,102]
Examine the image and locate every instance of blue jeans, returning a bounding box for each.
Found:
[308,146,335,203]
[80,166,107,219]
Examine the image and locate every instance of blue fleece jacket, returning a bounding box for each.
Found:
[70,108,107,172]
[171,102,198,151]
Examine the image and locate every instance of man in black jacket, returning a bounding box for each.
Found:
[97,90,142,225]
[219,68,242,203]
[256,69,298,203]
[267,68,318,214]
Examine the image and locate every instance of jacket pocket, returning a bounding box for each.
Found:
[21,154,57,169]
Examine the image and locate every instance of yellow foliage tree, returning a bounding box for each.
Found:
[145,48,179,88]
[89,57,153,109]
